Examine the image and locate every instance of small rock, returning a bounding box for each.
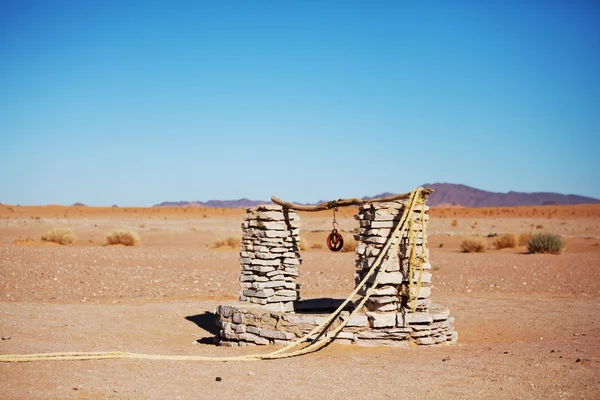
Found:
[503,351,508,354]
[215,377,222,382]
[247,371,255,376]
[442,357,450,362]
[2,335,10,340]
[576,358,581,363]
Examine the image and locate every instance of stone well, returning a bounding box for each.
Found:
[215,201,457,347]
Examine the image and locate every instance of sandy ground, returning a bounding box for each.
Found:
[0,203,599,399]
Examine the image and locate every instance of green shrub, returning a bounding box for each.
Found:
[460,236,486,253]
[527,233,565,254]
[493,233,517,249]
[41,228,74,245]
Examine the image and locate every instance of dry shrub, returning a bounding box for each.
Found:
[105,229,140,246]
[527,233,565,254]
[451,219,458,227]
[493,233,517,249]
[298,239,308,251]
[210,236,240,249]
[536,224,544,229]
[13,237,35,244]
[311,242,323,249]
[460,236,486,253]
[518,232,533,247]
[341,236,358,252]
[41,228,74,245]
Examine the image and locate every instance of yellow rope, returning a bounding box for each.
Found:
[0,188,428,363]
[409,194,427,313]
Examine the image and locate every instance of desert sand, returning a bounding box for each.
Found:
[1,203,599,399]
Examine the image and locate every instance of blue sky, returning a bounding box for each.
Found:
[1,0,599,206]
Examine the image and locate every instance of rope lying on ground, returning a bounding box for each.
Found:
[0,188,428,363]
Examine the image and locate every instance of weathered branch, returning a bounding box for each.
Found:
[270,189,433,212]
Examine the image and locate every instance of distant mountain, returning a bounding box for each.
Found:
[154,198,265,208]
[387,183,598,207]
[155,183,600,209]
[423,183,599,207]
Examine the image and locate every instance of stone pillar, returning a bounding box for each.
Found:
[355,201,431,310]
[354,201,457,345]
[239,205,301,312]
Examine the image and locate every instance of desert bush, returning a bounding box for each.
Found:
[105,229,141,246]
[341,236,358,252]
[518,233,532,246]
[210,236,239,249]
[298,239,308,251]
[13,237,35,244]
[493,233,517,249]
[41,228,74,245]
[527,233,565,254]
[311,242,323,249]
[451,219,458,227]
[536,224,544,229]
[460,236,486,253]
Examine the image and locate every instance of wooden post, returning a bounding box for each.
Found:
[270,189,433,212]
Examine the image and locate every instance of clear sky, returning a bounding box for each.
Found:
[1,0,599,206]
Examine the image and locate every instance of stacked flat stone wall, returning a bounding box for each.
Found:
[215,303,454,347]
[354,201,457,345]
[239,205,302,312]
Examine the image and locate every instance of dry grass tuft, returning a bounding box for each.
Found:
[527,233,565,254]
[42,228,74,245]
[311,242,323,249]
[451,219,458,227]
[298,239,309,251]
[210,236,240,249]
[536,224,544,229]
[105,229,141,246]
[518,232,533,247]
[493,233,517,249]
[13,237,35,244]
[460,236,486,253]
[341,236,358,252]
